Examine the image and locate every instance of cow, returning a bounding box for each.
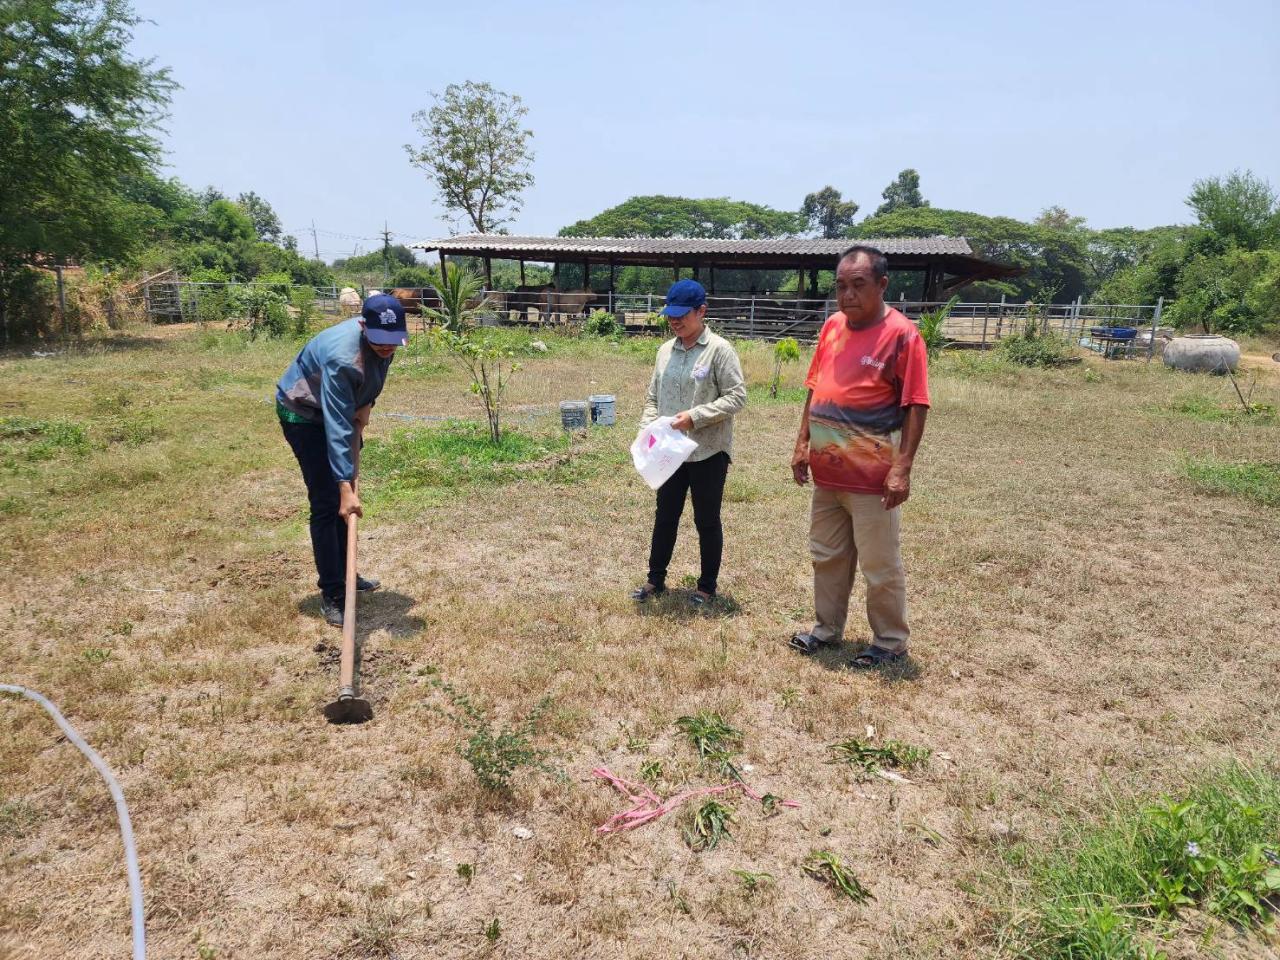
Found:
[390,287,440,315]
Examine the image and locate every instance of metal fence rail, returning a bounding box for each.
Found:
[134,278,1169,358]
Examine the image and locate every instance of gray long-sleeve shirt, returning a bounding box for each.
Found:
[640,328,747,462]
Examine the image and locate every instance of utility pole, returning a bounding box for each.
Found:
[310,220,320,261]
[380,221,393,287]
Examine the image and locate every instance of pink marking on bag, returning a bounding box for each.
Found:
[647,434,657,449]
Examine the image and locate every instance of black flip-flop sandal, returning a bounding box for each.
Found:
[630,584,666,601]
[849,646,906,670]
[788,632,835,655]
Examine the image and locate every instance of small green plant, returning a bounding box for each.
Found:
[730,868,775,894]
[584,308,621,337]
[828,737,931,776]
[676,711,743,779]
[428,680,560,794]
[770,337,801,397]
[438,330,521,444]
[638,759,664,785]
[803,850,874,904]
[81,648,111,664]
[482,917,501,944]
[456,862,474,884]
[778,687,800,710]
[423,262,493,332]
[683,798,737,851]
[918,295,959,360]
[289,285,316,335]
[645,311,669,334]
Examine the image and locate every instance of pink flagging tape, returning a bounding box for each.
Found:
[591,766,799,835]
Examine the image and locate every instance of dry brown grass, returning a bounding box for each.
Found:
[2,326,1280,958]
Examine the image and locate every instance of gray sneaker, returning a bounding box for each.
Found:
[321,594,344,627]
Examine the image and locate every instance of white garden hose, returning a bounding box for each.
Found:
[1,684,145,960]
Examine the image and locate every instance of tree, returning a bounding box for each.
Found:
[801,187,859,238]
[0,0,174,338]
[1035,206,1087,231]
[874,169,929,217]
[236,191,283,244]
[560,195,803,239]
[406,81,534,234]
[1186,170,1279,251]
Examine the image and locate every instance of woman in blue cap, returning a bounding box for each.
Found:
[632,279,748,606]
[276,294,408,626]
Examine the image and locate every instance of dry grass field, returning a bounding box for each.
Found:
[2,323,1279,959]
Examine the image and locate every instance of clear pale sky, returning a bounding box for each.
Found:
[131,0,1280,261]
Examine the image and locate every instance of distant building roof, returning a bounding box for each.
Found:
[413,233,975,259]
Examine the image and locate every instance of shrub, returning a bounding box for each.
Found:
[227,286,292,339]
[918,295,959,359]
[428,679,560,794]
[770,337,801,397]
[584,309,621,337]
[998,308,1078,367]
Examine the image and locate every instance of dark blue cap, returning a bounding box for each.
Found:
[661,279,707,318]
[360,294,408,345]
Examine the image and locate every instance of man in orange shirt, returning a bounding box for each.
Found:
[788,245,930,668]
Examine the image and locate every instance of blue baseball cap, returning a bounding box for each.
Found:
[360,294,408,345]
[661,279,707,318]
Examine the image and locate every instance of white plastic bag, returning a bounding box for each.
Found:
[631,416,698,490]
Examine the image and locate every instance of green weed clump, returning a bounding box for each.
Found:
[1005,765,1280,960]
[828,737,931,777]
[1182,457,1280,506]
[998,330,1078,368]
[676,711,743,779]
[1165,394,1277,424]
[683,798,736,851]
[0,417,90,462]
[428,679,561,794]
[802,850,874,904]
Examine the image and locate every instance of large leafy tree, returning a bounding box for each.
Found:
[405,81,534,234]
[0,0,174,335]
[236,190,283,245]
[801,186,859,238]
[560,195,803,239]
[1186,170,1279,251]
[874,168,929,217]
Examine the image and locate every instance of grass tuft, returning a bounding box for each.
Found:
[683,798,736,851]
[827,737,931,776]
[802,850,874,904]
[1182,457,1280,506]
[1003,765,1280,959]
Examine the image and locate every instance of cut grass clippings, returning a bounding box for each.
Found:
[1182,457,1280,507]
[1000,764,1280,960]
[802,850,874,904]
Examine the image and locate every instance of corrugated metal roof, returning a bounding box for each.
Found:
[412,233,974,257]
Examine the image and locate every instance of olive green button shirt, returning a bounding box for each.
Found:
[639,327,747,462]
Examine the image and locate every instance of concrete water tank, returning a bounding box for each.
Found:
[1162,335,1240,374]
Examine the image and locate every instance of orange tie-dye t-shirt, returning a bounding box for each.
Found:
[804,308,931,494]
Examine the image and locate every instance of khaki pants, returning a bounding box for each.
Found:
[809,486,909,654]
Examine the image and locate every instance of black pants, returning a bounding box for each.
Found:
[281,420,347,600]
[647,452,730,596]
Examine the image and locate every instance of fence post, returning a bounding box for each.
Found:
[981,301,990,347]
[996,294,1005,340]
[55,265,66,332]
[749,296,756,339]
[1146,297,1164,364]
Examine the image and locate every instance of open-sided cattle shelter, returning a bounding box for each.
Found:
[411,233,1020,300]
